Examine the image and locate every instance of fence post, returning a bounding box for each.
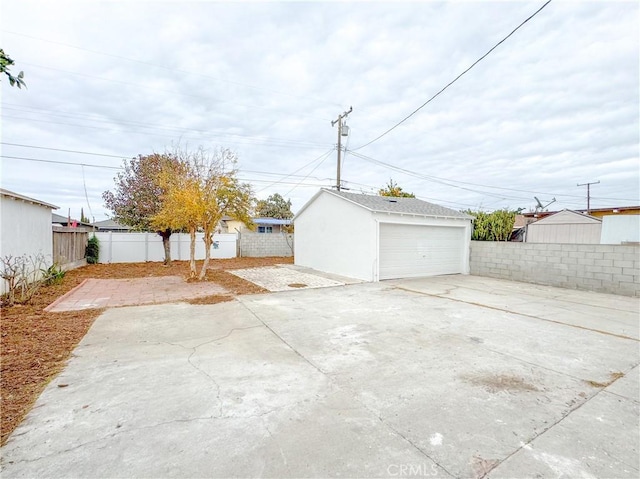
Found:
[145,232,149,262]
[108,231,113,263]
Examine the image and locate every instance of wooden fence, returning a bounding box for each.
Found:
[52,226,89,269]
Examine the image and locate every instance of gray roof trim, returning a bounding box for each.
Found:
[321,188,472,220]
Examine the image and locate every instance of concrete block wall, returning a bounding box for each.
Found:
[240,232,294,258]
[470,241,640,297]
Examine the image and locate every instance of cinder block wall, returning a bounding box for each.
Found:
[470,241,640,297]
[240,232,294,257]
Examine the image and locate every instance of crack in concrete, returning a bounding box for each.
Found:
[482,366,638,478]
[161,325,263,417]
[0,416,221,467]
[260,417,290,474]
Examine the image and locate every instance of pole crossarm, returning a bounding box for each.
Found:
[577,180,600,215]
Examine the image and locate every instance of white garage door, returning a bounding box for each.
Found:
[379,223,465,280]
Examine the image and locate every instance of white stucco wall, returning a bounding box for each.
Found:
[295,192,376,281]
[1,194,54,293]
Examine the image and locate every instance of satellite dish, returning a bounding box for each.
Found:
[534,196,544,209]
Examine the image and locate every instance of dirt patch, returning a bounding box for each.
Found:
[463,373,539,394]
[471,455,500,478]
[584,371,625,388]
[0,257,290,445]
[186,295,234,305]
[288,283,308,288]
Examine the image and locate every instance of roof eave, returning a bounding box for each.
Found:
[1,188,58,210]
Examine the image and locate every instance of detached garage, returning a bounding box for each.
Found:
[294,189,472,282]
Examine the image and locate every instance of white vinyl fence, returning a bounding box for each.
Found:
[95,232,237,263]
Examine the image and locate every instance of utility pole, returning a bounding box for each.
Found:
[331,106,352,191]
[577,180,599,215]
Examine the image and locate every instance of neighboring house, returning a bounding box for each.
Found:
[93,219,133,232]
[525,209,601,244]
[224,217,291,234]
[52,212,93,229]
[600,215,640,244]
[1,189,58,292]
[294,188,473,282]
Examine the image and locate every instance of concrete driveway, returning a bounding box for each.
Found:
[2,275,638,478]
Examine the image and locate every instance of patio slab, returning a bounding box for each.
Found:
[4,276,638,478]
[44,276,228,312]
[228,265,345,292]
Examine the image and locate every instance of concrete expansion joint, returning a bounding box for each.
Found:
[375,413,456,478]
[396,286,638,342]
[484,367,635,478]
[237,299,328,376]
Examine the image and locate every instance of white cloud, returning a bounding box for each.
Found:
[1,1,638,220]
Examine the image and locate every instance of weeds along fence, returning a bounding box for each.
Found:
[94,232,237,263]
[52,226,89,270]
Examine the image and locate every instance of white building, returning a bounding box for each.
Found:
[294,189,472,282]
[1,189,58,292]
[525,209,602,244]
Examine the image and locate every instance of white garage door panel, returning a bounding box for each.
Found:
[379,224,464,280]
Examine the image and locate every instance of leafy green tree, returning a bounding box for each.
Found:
[465,209,517,241]
[1,49,26,89]
[153,147,254,279]
[379,179,415,198]
[255,193,293,219]
[103,153,180,264]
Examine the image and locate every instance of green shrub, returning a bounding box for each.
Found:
[86,235,100,264]
[42,263,66,285]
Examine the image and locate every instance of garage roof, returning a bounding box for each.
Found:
[297,188,471,220]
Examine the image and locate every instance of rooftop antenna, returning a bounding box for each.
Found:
[534,196,556,213]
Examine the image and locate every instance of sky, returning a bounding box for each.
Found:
[1,0,638,222]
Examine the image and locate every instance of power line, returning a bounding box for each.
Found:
[1,142,132,159]
[284,152,334,197]
[347,150,638,202]
[348,151,529,201]
[352,0,554,150]
[1,155,120,169]
[256,149,335,193]
[1,155,332,188]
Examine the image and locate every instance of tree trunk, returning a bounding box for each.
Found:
[199,230,212,280]
[189,227,197,279]
[157,229,172,265]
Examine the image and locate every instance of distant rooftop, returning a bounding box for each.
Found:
[254,217,292,226]
[94,219,132,230]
